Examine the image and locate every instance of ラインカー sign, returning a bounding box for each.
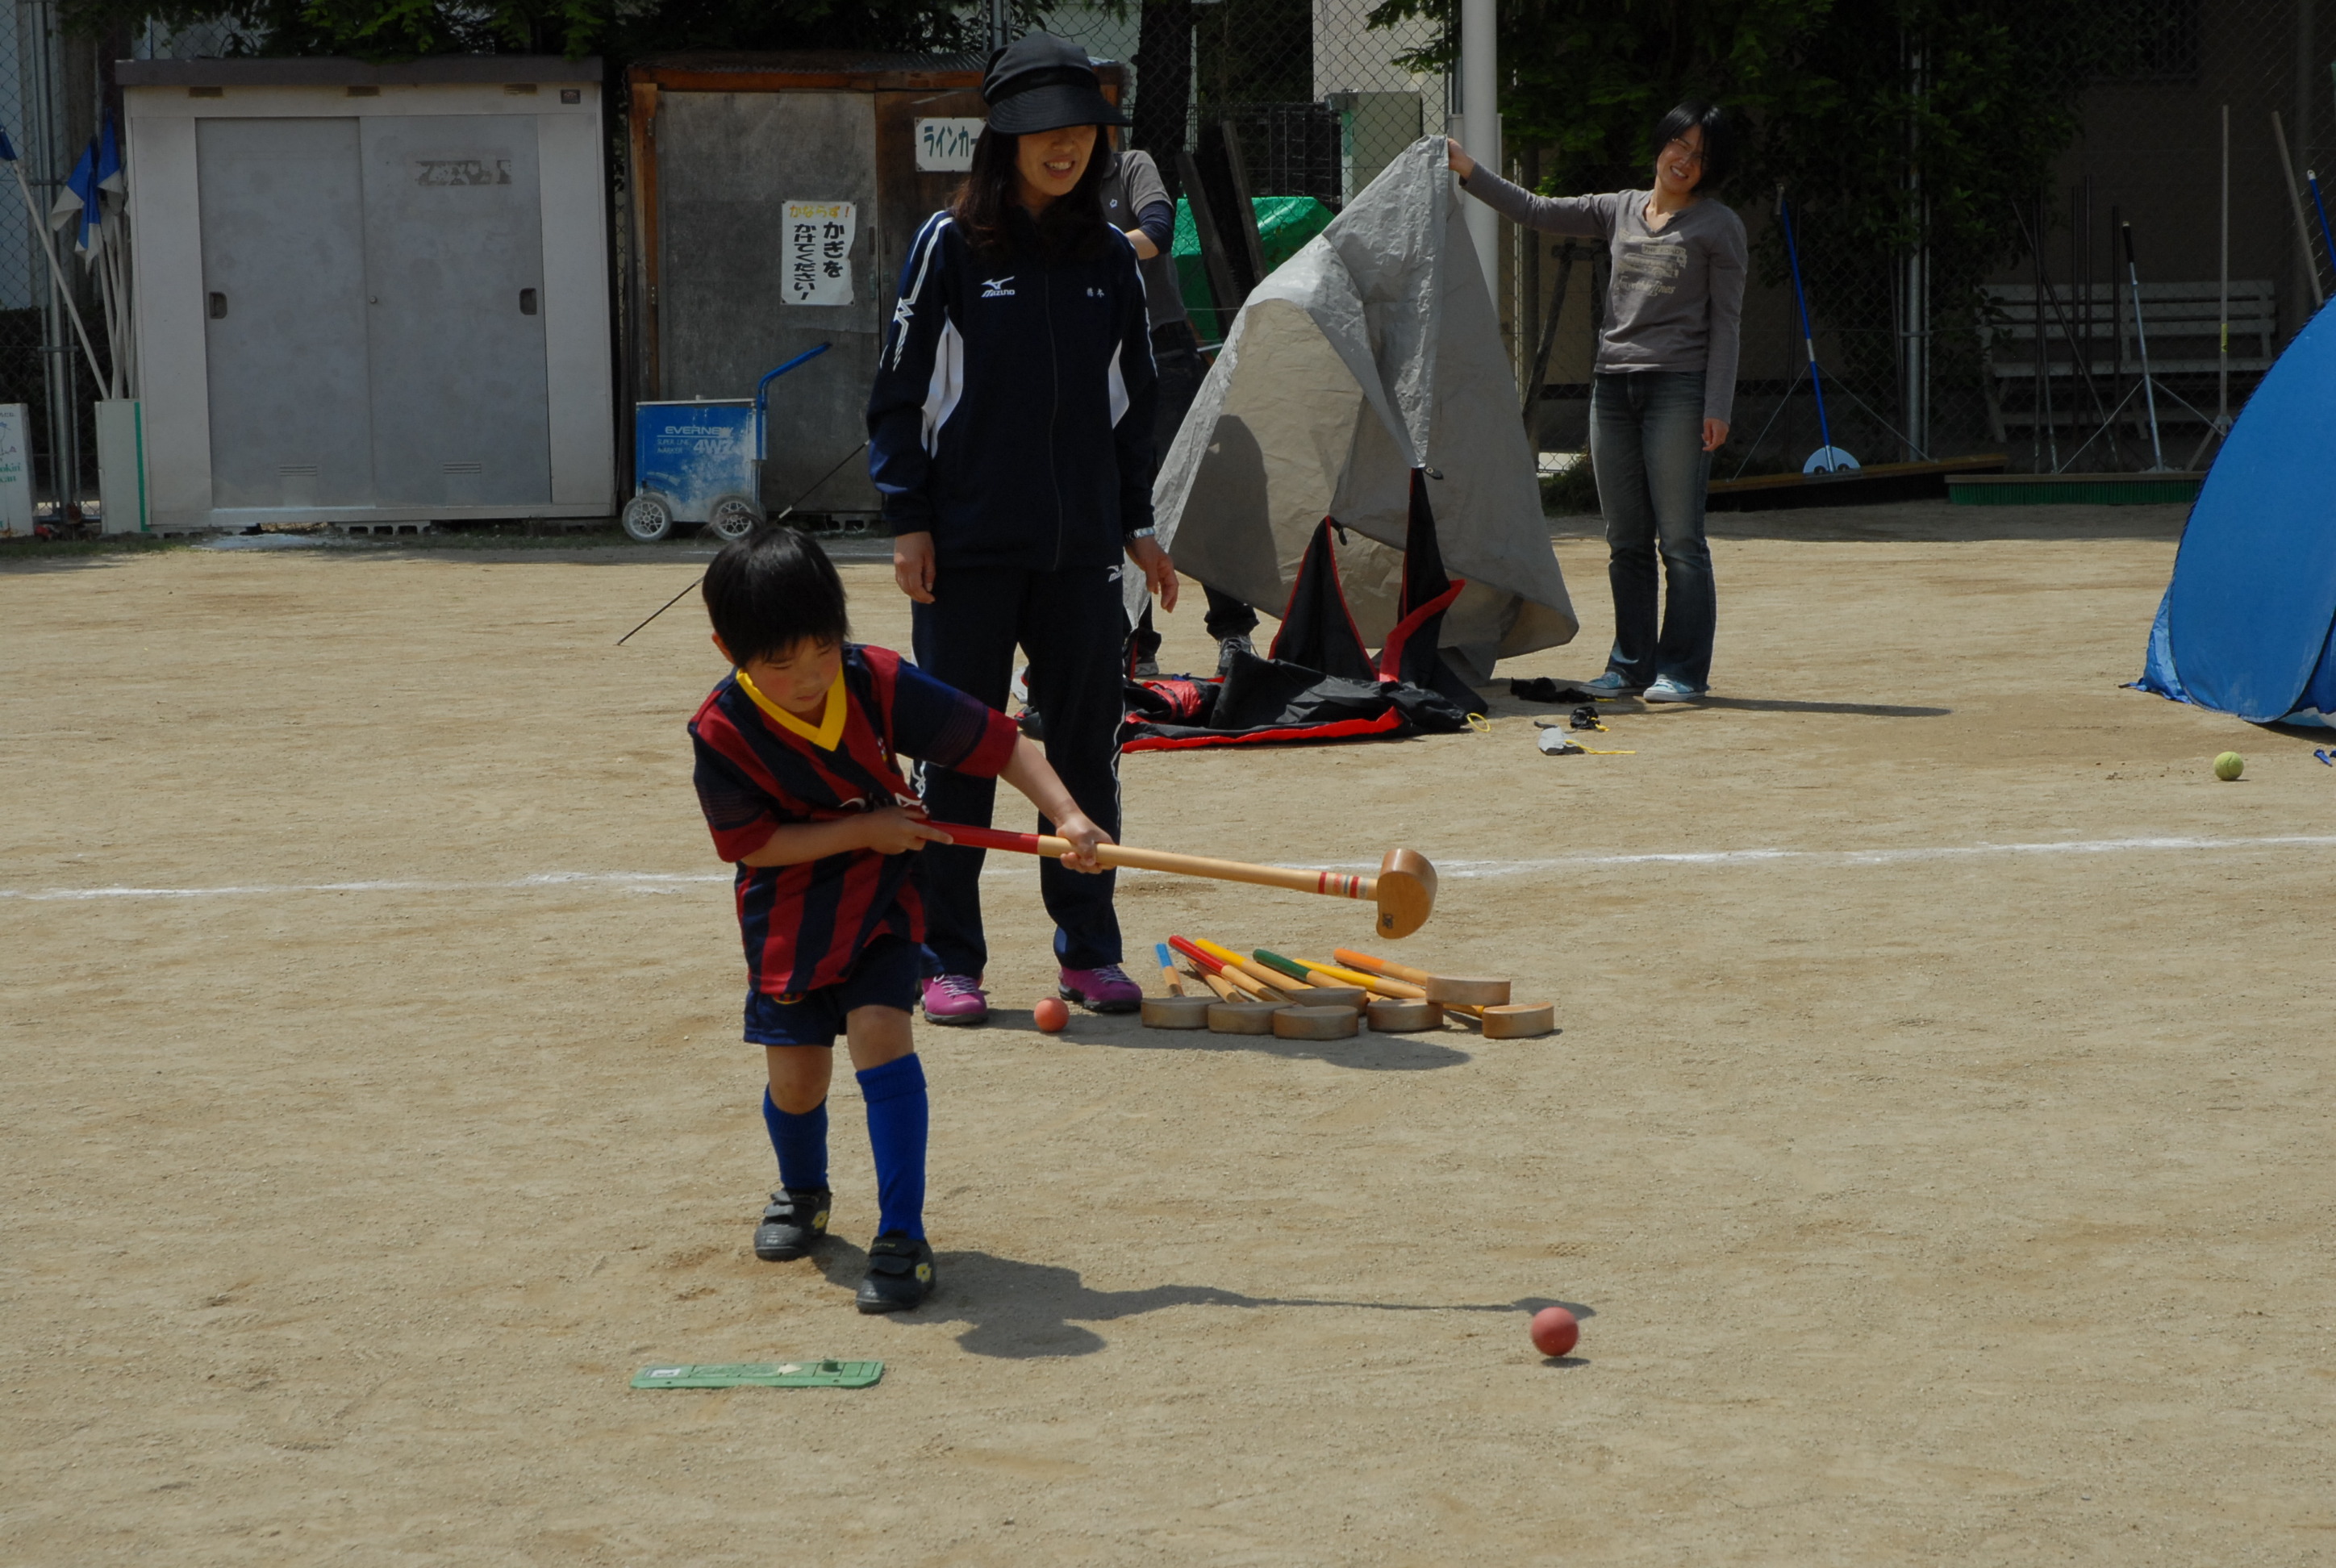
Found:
[915,119,983,173]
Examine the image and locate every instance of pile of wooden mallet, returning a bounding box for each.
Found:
[1144,938,1556,1040]
[920,821,1548,1038]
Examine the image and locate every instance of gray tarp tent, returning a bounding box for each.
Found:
[1141,137,1576,679]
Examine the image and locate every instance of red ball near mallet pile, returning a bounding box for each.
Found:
[1530,1307,1580,1357]
[1033,997,1070,1033]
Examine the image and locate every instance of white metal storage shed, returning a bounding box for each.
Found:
[119,56,615,532]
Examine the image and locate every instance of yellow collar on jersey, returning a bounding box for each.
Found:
[736,666,847,751]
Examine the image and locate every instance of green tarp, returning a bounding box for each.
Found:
[1173,196,1337,342]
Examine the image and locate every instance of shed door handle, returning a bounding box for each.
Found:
[208,291,227,319]
[519,288,538,315]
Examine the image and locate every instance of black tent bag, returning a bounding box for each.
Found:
[1122,500,1474,751]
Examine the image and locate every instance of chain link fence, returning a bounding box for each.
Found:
[1053,0,2334,482]
[1,2,91,519]
[1730,0,2334,480]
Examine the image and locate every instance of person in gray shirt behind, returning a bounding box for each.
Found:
[1102,142,1261,678]
[1450,102,1746,703]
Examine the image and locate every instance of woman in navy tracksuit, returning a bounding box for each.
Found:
[867,32,1178,1028]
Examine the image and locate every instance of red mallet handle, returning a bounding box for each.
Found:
[931,823,1050,855]
[1166,936,1282,1002]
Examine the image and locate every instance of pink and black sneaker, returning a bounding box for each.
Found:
[920,974,989,1026]
[1058,964,1143,1014]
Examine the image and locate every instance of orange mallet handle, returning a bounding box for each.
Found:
[941,823,1374,899]
[1333,948,1492,1016]
[932,823,1436,938]
[1333,948,1436,988]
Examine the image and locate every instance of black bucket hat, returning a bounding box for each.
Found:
[982,32,1128,136]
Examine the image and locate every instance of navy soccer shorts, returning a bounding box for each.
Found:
[741,936,921,1047]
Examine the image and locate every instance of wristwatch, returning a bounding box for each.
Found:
[1129,527,1158,540]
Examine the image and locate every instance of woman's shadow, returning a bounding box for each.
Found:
[817,1243,1590,1359]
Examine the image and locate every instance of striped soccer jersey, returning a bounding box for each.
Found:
[688,644,1019,997]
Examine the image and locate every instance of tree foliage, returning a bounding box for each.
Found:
[1363,0,2163,330]
[65,0,1022,62]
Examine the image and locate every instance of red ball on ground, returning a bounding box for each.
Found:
[1034,997,1070,1033]
[1530,1306,1580,1357]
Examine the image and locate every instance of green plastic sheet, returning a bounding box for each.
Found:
[631,1360,883,1390]
[1172,195,1336,343]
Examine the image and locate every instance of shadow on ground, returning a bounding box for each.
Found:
[811,1243,1592,1357]
[979,1008,1473,1070]
[1687,695,1950,718]
[1550,497,2189,544]
[1482,691,1949,721]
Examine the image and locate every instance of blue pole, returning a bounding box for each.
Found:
[1776,192,1838,468]
[753,342,831,461]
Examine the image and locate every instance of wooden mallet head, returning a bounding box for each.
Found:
[1372,848,1437,939]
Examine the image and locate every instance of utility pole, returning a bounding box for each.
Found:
[1459,0,1499,306]
[1900,33,1929,462]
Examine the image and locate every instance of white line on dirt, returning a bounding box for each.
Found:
[1435,832,2336,874]
[6,832,2334,903]
[0,871,731,903]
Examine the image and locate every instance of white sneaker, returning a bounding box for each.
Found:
[1642,677,1704,703]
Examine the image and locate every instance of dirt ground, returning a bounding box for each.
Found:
[6,500,2333,1566]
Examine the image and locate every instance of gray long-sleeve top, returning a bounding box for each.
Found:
[1459,165,1748,423]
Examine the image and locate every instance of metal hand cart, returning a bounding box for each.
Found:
[621,344,830,543]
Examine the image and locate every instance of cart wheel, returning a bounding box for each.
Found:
[707,494,765,542]
[621,494,674,543]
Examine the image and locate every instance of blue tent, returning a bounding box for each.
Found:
[2138,303,2336,724]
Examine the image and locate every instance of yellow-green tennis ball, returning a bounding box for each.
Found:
[2213,751,2245,781]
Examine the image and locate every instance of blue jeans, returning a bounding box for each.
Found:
[1589,371,1715,690]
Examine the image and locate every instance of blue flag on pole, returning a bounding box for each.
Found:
[97,115,123,201]
[50,139,99,257]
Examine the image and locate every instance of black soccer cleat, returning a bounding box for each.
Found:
[753,1188,831,1261]
[854,1233,936,1313]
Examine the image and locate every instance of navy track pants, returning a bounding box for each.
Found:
[911,563,1125,977]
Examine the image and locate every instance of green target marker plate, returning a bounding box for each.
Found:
[632,1360,883,1390]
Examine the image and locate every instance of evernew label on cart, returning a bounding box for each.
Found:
[783,201,856,307]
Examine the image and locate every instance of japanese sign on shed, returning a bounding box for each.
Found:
[783,200,856,307]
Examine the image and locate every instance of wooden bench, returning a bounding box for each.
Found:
[1979,280,2275,433]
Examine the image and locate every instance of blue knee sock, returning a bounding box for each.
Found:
[762,1089,828,1193]
[855,1054,928,1240]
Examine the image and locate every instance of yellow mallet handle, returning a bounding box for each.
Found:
[1298,958,1427,999]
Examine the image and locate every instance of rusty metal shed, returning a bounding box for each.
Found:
[624,52,1125,523]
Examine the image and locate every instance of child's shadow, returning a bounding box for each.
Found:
[817,1243,1590,1358]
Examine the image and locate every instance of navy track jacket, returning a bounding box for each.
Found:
[867,211,1158,570]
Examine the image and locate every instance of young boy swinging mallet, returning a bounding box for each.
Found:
[686,528,1108,1312]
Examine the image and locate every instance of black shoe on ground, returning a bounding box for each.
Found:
[753,1187,831,1261]
[1216,634,1257,676]
[855,1232,936,1313]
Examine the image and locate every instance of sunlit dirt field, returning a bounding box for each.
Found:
[6,501,2331,1565]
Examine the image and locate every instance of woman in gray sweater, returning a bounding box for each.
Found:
[1450,104,1746,702]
